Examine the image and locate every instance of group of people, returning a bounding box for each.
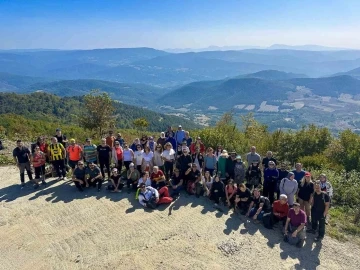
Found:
[12,126,334,247]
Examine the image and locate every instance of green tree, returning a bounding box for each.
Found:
[133,118,149,135]
[78,90,116,137]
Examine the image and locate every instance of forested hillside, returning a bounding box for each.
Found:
[0,92,200,131]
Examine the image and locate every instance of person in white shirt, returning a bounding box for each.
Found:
[134,144,144,173]
[138,183,159,208]
[161,142,176,180]
[137,171,152,187]
[141,146,154,173]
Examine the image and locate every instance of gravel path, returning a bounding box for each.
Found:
[0,166,359,270]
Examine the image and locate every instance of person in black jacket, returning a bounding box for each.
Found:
[225,151,237,181]
[246,162,262,190]
[191,147,204,172]
[277,163,289,200]
[210,175,225,206]
[176,148,192,186]
[297,172,314,223]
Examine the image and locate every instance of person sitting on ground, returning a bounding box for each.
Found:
[31,146,47,186]
[194,172,208,198]
[271,194,289,229]
[245,162,262,190]
[279,172,298,207]
[263,160,279,204]
[108,168,124,192]
[170,168,183,198]
[151,166,166,189]
[72,161,87,192]
[284,202,306,248]
[234,184,252,215]
[203,147,217,176]
[66,138,83,172]
[233,155,246,186]
[209,175,225,207]
[86,162,103,192]
[126,163,140,191]
[185,163,201,195]
[277,163,289,200]
[157,132,167,148]
[225,179,237,208]
[292,163,306,184]
[138,183,173,208]
[297,172,314,223]
[246,188,272,222]
[307,180,330,242]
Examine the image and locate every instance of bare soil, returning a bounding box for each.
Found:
[1,166,359,270]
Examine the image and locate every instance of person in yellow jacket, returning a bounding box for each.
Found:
[47,137,67,180]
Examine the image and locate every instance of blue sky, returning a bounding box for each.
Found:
[1,0,360,49]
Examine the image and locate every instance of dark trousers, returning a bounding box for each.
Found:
[263,182,276,204]
[237,201,250,214]
[19,162,33,183]
[75,181,85,191]
[136,165,142,173]
[312,210,326,238]
[89,178,103,190]
[99,159,110,178]
[34,165,46,180]
[271,214,287,227]
[116,160,123,174]
[210,191,224,204]
[52,159,66,178]
[127,178,138,190]
[164,161,174,180]
[124,161,132,171]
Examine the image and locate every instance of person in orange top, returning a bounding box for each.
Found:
[190,137,205,154]
[31,146,47,186]
[106,131,116,147]
[271,194,290,228]
[66,139,83,170]
[112,141,124,174]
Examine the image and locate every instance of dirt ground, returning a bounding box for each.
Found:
[0,166,359,270]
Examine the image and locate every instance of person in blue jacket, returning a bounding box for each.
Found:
[166,133,177,151]
[263,161,279,204]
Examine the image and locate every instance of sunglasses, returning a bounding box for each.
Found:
[78,164,84,166]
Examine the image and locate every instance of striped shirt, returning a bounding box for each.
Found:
[48,143,65,161]
[83,144,97,163]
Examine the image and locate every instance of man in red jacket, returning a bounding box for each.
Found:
[271,194,289,229]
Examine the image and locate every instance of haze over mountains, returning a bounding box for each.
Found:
[1,45,360,132]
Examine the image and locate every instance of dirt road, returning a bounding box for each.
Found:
[0,166,359,270]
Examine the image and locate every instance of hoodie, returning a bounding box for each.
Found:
[279,178,298,205]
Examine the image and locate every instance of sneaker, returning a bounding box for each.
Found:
[306,228,316,234]
[314,237,323,242]
[63,177,67,181]
[296,239,305,248]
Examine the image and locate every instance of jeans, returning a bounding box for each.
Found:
[311,210,326,238]
[248,208,267,220]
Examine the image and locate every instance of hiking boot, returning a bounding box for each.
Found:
[314,236,323,242]
[296,239,305,248]
[306,228,316,234]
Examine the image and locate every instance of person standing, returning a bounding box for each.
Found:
[233,155,246,185]
[112,141,124,174]
[31,146,47,186]
[122,143,134,171]
[66,139,83,171]
[83,138,97,165]
[97,138,112,179]
[307,180,330,242]
[262,151,277,170]
[55,128,67,147]
[292,163,306,184]
[263,161,279,204]
[246,146,261,167]
[279,172,298,207]
[175,125,186,149]
[190,137,205,154]
[203,147,217,176]
[161,142,176,181]
[106,131,116,147]
[184,131,192,148]
[156,132,167,148]
[48,137,67,180]
[277,163,289,200]
[115,133,125,147]
[297,172,314,223]
[13,140,34,187]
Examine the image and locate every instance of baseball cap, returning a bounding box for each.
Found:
[236,155,242,160]
[70,138,75,143]
[178,125,182,127]
[129,163,135,167]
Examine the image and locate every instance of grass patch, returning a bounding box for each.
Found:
[327,207,360,244]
